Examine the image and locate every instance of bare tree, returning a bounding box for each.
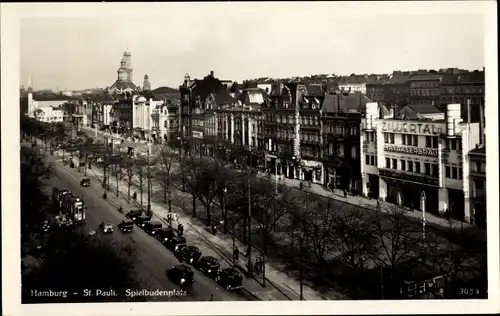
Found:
[133,157,148,207]
[369,203,421,269]
[124,156,135,203]
[156,144,177,205]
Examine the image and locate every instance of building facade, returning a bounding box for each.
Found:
[361,102,481,223]
[150,99,180,143]
[468,146,486,228]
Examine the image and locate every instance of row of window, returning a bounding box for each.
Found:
[445,165,463,180]
[385,157,439,176]
[366,155,377,166]
[471,160,486,173]
[326,143,358,158]
[410,89,440,97]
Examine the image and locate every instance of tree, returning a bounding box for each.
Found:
[180,154,206,219]
[124,156,135,203]
[195,158,226,224]
[332,206,377,297]
[369,203,421,269]
[156,144,177,205]
[23,230,141,303]
[133,157,148,207]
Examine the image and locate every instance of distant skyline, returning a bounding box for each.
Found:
[19,2,486,91]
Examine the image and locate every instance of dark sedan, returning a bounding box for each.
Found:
[164,236,187,253]
[143,221,162,236]
[125,210,143,221]
[166,264,194,286]
[135,215,152,228]
[216,268,243,291]
[80,178,91,187]
[117,220,134,233]
[155,227,175,242]
[178,245,202,264]
[196,256,221,278]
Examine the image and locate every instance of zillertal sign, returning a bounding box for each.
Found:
[382,121,443,135]
[384,144,438,157]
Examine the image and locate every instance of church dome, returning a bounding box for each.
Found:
[137,96,147,102]
[144,74,149,79]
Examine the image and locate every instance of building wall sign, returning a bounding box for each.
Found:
[192,131,203,139]
[384,144,438,157]
[301,160,322,168]
[381,121,443,135]
[379,168,439,187]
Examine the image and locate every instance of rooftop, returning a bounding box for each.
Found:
[469,146,486,155]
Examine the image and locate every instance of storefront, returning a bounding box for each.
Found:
[380,169,439,215]
[300,160,323,184]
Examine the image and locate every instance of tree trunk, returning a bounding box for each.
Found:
[206,204,211,225]
[192,195,197,218]
[115,168,119,196]
[128,177,131,203]
[163,179,168,205]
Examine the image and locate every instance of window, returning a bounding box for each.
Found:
[392,158,397,169]
[426,136,432,148]
[351,146,357,158]
[402,134,406,145]
[386,158,391,168]
[452,167,458,179]
[338,144,344,157]
[366,155,370,165]
[450,139,457,150]
[432,137,438,148]
[432,164,439,177]
[401,160,406,171]
[413,135,419,147]
[445,165,451,178]
[459,168,463,180]
[415,162,421,173]
[384,133,389,143]
[390,133,395,144]
[424,163,431,175]
[408,161,414,172]
[473,179,485,199]
[371,156,376,166]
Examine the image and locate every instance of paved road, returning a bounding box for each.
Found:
[43,157,254,302]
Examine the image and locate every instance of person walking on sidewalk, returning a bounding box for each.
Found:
[177,223,184,236]
[233,246,239,262]
[343,189,348,198]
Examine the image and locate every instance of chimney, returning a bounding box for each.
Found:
[210,70,214,77]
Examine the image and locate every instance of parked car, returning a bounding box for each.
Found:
[143,221,162,236]
[196,256,221,278]
[135,215,152,228]
[164,236,187,253]
[166,264,194,285]
[178,245,202,264]
[216,268,243,291]
[80,178,91,187]
[155,227,176,242]
[126,210,143,221]
[99,222,114,234]
[118,220,134,233]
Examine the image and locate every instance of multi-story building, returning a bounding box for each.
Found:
[361,102,482,223]
[322,91,370,192]
[468,146,486,228]
[150,99,180,143]
[408,72,442,105]
[366,72,410,107]
[89,93,116,130]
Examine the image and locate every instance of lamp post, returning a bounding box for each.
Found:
[177,136,185,192]
[247,170,253,277]
[147,142,152,214]
[421,190,427,242]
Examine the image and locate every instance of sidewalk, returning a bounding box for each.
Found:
[257,171,486,241]
[85,161,329,300]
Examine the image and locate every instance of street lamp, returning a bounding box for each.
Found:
[421,190,427,242]
[177,136,186,192]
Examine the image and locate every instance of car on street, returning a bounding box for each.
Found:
[164,236,187,253]
[118,220,134,233]
[80,178,91,187]
[134,214,152,228]
[155,227,175,242]
[143,221,162,236]
[126,210,143,221]
[178,245,202,264]
[99,222,114,234]
[215,268,243,291]
[166,264,194,285]
[195,256,221,278]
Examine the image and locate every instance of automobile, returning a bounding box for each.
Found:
[178,245,202,264]
[166,264,194,285]
[118,220,134,233]
[143,221,162,236]
[164,236,187,253]
[80,178,91,187]
[126,210,143,221]
[196,256,221,278]
[99,222,114,234]
[215,268,243,291]
[41,220,51,233]
[155,227,175,242]
[135,215,152,228]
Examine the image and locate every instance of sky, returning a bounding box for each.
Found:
[18,2,487,91]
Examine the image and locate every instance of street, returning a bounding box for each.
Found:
[41,155,256,302]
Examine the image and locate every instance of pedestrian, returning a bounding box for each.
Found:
[132,192,137,200]
[343,189,348,198]
[299,182,303,190]
[177,223,184,236]
[233,246,239,262]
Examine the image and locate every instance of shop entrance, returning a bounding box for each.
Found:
[288,165,295,179]
[368,174,379,199]
[303,169,313,181]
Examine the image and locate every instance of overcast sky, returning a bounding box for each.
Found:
[18,2,486,91]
